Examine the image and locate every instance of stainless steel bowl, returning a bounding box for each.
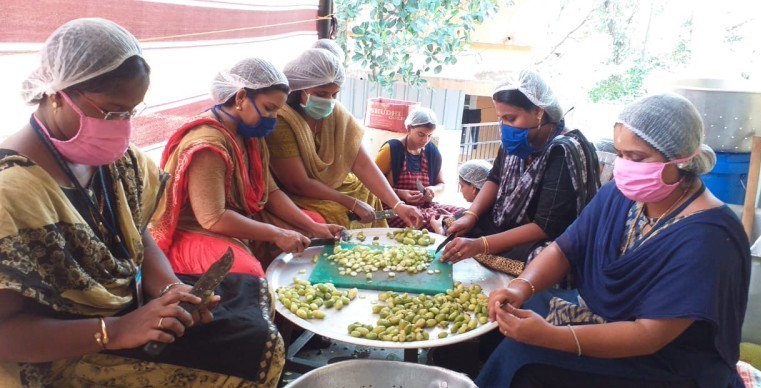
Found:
[285,359,478,388]
[671,78,761,153]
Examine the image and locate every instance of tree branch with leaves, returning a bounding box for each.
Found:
[335,0,506,90]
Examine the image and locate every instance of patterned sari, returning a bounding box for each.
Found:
[0,147,283,387]
[474,128,600,280]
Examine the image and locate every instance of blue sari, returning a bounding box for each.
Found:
[476,182,750,388]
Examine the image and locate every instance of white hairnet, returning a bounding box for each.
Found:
[595,139,616,184]
[21,18,142,104]
[211,57,289,104]
[313,39,345,62]
[617,93,715,175]
[283,48,345,91]
[493,69,563,123]
[405,107,438,128]
[459,159,493,189]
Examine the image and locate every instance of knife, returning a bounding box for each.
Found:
[415,178,426,194]
[347,209,397,221]
[435,233,456,253]
[309,237,339,247]
[144,247,234,356]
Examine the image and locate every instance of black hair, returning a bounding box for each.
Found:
[286,90,305,110]
[64,55,150,95]
[221,83,291,107]
[410,123,436,131]
[492,89,552,125]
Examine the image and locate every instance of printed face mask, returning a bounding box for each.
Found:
[40,91,132,165]
[301,94,336,119]
[613,155,693,202]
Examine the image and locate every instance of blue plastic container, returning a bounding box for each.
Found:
[702,152,750,205]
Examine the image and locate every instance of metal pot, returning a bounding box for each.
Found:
[285,359,477,388]
[671,78,761,153]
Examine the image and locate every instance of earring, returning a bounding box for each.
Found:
[235,106,242,111]
[51,102,59,112]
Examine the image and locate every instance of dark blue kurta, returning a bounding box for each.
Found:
[476,182,750,388]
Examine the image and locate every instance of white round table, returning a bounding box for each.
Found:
[266,228,512,360]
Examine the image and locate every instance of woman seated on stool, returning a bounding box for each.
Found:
[375,107,464,231]
[477,93,750,388]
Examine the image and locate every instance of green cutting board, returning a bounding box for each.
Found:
[308,243,454,295]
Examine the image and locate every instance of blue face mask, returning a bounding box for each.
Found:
[500,123,539,159]
[215,96,277,138]
[301,94,336,119]
[500,121,565,159]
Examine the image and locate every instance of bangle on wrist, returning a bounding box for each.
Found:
[463,210,478,221]
[392,200,404,212]
[351,198,358,212]
[508,277,535,298]
[94,317,109,349]
[159,281,185,297]
[481,236,490,254]
[568,324,582,356]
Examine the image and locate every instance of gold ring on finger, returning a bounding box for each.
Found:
[158,317,165,330]
[456,251,463,258]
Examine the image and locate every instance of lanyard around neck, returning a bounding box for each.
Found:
[29,115,131,259]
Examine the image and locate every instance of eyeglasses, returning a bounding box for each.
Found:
[76,92,146,121]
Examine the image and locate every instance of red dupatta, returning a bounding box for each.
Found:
[152,117,265,254]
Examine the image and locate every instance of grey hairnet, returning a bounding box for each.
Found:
[21,18,142,104]
[405,107,438,128]
[313,39,345,62]
[617,93,714,175]
[283,48,345,91]
[594,138,616,154]
[211,57,289,104]
[493,69,563,123]
[459,159,493,189]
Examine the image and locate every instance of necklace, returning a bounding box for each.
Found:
[623,184,691,253]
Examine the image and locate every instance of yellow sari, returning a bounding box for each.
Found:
[0,147,282,387]
[268,102,386,228]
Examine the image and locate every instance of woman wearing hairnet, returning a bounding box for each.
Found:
[267,48,422,228]
[375,107,464,231]
[431,159,493,235]
[152,57,344,274]
[0,18,283,386]
[478,93,749,387]
[458,159,493,203]
[441,70,600,280]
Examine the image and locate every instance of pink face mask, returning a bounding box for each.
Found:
[37,91,132,166]
[613,155,693,203]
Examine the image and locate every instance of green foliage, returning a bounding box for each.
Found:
[588,66,648,103]
[335,0,505,91]
[586,2,694,103]
[588,56,673,103]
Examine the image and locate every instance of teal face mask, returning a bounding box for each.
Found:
[301,94,336,119]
